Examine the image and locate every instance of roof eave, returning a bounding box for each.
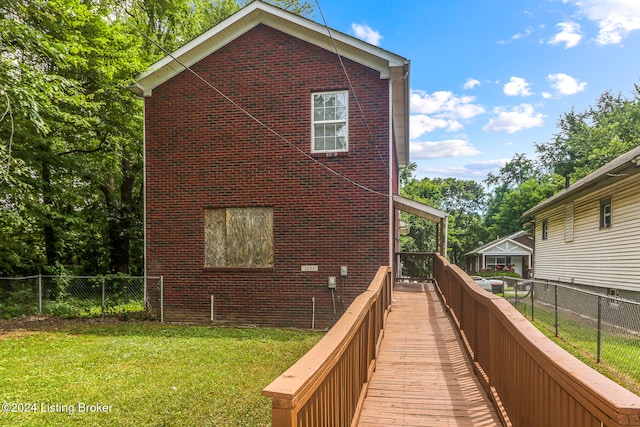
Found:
[133,1,408,97]
[523,146,640,218]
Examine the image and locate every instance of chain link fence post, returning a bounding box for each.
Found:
[160,276,164,323]
[38,274,43,315]
[531,281,536,322]
[554,284,559,338]
[597,295,602,363]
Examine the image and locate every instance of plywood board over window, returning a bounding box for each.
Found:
[205,207,274,268]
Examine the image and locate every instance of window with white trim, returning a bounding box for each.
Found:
[312,91,348,152]
[486,256,506,270]
[600,197,612,229]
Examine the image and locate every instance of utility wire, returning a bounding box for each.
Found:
[314,0,389,174]
[122,8,389,198]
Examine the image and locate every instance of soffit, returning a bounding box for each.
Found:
[393,194,447,224]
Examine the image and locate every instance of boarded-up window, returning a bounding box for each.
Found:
[205,207,273,268]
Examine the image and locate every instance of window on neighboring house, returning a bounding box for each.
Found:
[312,91,348,152]
[486,256,506,270]
[541,220,548,240]
[600,197,612,228]
[204,207,273,268]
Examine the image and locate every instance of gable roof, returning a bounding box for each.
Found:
[130,0,410,166]
[465,230,533,256]
[523,145,640,218]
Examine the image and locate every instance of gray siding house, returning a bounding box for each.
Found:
[523,146,640,299]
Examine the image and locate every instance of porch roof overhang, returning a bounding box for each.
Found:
[393,194,446,223]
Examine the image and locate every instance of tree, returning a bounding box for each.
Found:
[0,0,318,276]
[536,85,640,185]
[400,169,487,266]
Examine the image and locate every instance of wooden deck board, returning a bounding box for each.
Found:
[357,283,503,427]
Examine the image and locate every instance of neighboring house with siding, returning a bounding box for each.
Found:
[129,1,444,327]
[465,230,533,278]
[522,146,640,299]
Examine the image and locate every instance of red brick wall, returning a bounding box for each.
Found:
[144,24,392,328]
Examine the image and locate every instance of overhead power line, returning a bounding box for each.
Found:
[122,5,389,198]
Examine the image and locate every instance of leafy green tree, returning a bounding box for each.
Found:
[400,167,487,266]
[0,0,317,276]
[536,85,640,185]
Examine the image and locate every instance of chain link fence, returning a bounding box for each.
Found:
[495,277,640,393]
[0,275,163,321]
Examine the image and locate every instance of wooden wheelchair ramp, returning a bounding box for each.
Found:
[357,282,503,426]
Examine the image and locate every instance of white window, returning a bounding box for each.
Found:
[541,220,548,240]
[600,197,612,229]
[312,91,348,152]
[486,256,506,270]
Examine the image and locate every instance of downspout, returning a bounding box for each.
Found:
[143,100,148,280]
[388,75,394,295]
[389,64,409,298]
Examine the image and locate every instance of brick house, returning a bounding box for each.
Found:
[130,1,426,328]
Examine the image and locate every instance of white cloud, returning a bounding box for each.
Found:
[482,104,545,134]
[410,116,461,139]
[410,90,484,118]
[512,27,534,40]
[409,90,485,139]
[418,159,508,181]
[549,22,582,48]
[410,139,481,159]
[351,23,383,46]
[503,77,533,97]
[463,78,481,90]
[541,92,553,99]
[498,26,535,44]
[566,0,640,45]
[547,73,587,95]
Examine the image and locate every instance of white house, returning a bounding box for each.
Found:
[465,230,533,277]
[522,146,640,298]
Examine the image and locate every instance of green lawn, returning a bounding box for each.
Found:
[513,301,640,395]
[0,322,322,426]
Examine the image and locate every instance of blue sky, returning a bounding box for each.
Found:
[311,0,640,182]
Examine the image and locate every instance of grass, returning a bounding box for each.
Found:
[513,301,640,395]
[0,322,323,426]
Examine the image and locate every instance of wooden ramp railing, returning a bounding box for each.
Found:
[262,266,392,427]
[434,253,640,427]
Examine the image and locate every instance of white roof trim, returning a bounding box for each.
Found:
[133,1,408,97]
[474,239,533,255]
[131,1,410,166]
[464,231,532,256]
